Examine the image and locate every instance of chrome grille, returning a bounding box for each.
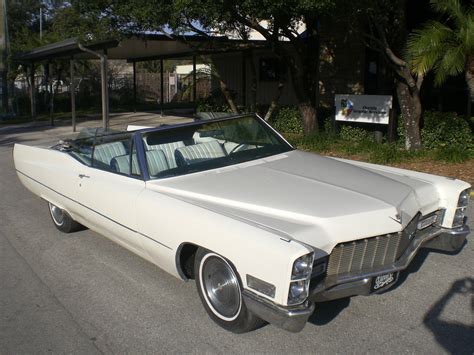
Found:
[327,215,420,277]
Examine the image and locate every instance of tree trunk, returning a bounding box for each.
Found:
[396,80,422,150]
[219,78,238,113]
[285,54,319,134]
[299,101,318,134]
[465,55,474,117]
[247,50,258,112]
[264,82,283,121]
[209,58,239,113]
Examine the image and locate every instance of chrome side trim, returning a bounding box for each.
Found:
[242,290,314,333]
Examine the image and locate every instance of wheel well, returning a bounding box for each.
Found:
[177,243,199,280]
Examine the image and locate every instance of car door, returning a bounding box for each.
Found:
[73,132,146,254]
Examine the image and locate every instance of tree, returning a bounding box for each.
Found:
[76,0,337,133]
[406,0,474,117]
[7,0,118,117]
[344,0,424,150]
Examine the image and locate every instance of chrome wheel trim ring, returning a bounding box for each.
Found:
[199,253,242,321]
[49,203,65,226]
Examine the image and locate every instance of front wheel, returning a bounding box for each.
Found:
[194,248,264,333]
[48,202,84,233]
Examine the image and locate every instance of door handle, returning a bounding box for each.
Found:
[78,174,90,179]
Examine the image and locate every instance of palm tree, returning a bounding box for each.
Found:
[406,0,474,116]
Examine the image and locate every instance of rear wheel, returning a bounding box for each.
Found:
[48,202,84,233]
[194,248,264,333]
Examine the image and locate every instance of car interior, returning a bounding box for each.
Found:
[66,115,290,179]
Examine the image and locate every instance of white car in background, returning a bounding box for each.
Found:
[13,114,471,333]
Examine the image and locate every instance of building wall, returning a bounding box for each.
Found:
[211,21,367,110]
[211,50,298,108]
[318,17,366,107]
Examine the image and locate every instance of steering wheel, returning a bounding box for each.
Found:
[228,143,247,155]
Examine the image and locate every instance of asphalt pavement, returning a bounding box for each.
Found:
[1,121,473,354]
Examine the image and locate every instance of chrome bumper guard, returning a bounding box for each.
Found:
[242,223,469,332]
[242,290,315,333]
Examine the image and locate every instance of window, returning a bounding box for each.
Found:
[68,129,141,177]
[142,115,292,179]
[69,136,94,166]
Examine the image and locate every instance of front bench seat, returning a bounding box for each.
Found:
[175,140,226,166]
[145,149,169,176]
[110,154,140,175]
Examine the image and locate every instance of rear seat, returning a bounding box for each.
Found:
[175,140,226,166]
[147,141,185,169]
[94,141,126,166]
[110,149,169,176]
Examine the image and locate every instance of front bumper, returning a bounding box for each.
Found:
[310,223,470,302]
[243,223,469,332]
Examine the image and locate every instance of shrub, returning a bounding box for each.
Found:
[398,111,473,151]
[339,125,372,143]
[369,144,404,164]
[421,111,473,151]
[269,106,303,134]
[292,132,332,152]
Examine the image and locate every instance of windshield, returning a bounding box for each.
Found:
[142,114,293,179]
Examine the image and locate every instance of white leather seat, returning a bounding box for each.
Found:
[175,140,226,166]
[146,141,185,169]
[110,154,140,175]
[94,142,126,166]
[145,149,170,176]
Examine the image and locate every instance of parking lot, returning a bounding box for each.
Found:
[1,119,473,354]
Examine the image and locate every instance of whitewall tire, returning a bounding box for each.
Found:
[194,247,264,333]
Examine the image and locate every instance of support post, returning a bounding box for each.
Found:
[387,108,397,143]
[77,43,109,130]
[70,58,76,132]
[160,58,164,116]
[241,52,247,110]
[29,63,36,120]
[101,50,109,130]
[192,55,197,113]
[132,61,137,113]
[49,61,54,126]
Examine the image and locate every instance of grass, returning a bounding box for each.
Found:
[286,132,473,165]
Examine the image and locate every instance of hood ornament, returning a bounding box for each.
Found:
[390,213,402,225]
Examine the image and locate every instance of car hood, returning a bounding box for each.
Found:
[146,150,440,252]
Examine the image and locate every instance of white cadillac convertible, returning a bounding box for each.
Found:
[13,114,471,333]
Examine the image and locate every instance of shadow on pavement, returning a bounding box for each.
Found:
[308,298,351,326]
[389,248,431,291]
[423,277,474,354]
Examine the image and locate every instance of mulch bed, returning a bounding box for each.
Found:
[322,151,474,186]
[392,160,474,187]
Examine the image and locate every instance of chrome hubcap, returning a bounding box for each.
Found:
[201,255,241,320]
[49,203,65,226]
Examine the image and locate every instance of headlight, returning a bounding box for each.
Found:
[452,189,470,227]
[291,253,314,280]
[458,189,471,208]
[288,252,314,305]
[288,280,310,305]
[453,207,467,228]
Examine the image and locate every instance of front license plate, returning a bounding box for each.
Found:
[371,272,398,292]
